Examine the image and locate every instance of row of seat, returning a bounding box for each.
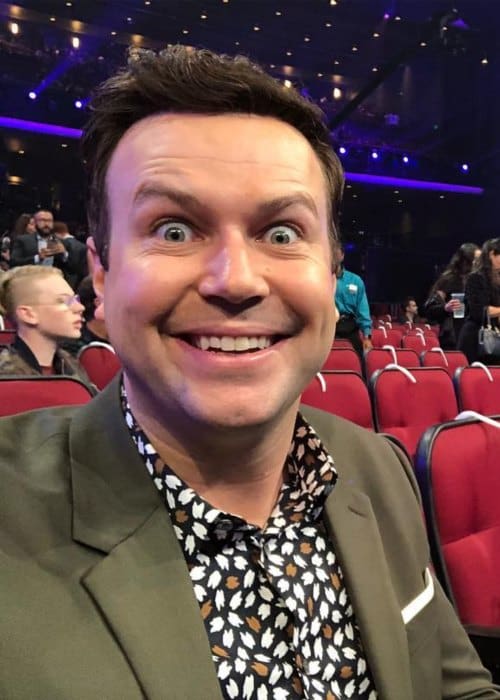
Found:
[324,345,467,378]
[0,366,499,660]
[302,364,500,458]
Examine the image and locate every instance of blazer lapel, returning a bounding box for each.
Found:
[323,478,412,700]
[69,378,222,700]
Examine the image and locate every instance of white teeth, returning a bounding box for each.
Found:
[193,335,273,352]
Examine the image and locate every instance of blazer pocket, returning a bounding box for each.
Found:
[402,568,438,655]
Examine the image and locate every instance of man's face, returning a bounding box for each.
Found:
[96,113,336,431]
[34,211,54,237]
[21,276,84,340]
[407,300,418,315]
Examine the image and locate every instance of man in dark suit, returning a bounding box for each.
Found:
[53,220,88,290]
[10,210,80,286]
[0,46,498,699]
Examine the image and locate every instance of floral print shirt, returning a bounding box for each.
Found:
[121,384,376,700]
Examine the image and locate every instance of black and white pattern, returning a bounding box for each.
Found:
[121,383,376,699]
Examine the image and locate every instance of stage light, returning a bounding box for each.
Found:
[402,155,409,164]
[10,22,19,35]
[461,163,469,172]
[371,150,379,160]
[481,57,488,65]
[74,99,83,109]
[283,80,292,88]
[339,146,347,155]
[28,91,37,100]
[383,13,390,20]
[333,87,342,100]
[71,36,80,49]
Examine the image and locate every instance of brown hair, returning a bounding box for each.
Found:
[0,266,63,325]
[11,213,34,240]
[82,45,344,270]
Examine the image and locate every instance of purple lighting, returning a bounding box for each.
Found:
[345,171,483,195]
[383,13,390,19]
[402,155,409,164]
[28,91,37,100]
[339,146,347,155]
[74,99,83,109]
[0,116,82,138]
[371,150,379,160]
[461,163,469,172]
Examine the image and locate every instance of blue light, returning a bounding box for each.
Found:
[339,146,347,155]
[74,99,83,109]
[28,91,37,100]
[461,163,469,172]
[402,155,409,164]
[371,150,379,160]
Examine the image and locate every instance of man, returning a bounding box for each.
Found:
[399,296,420,325]
[335,244,373,356]
[0,46,498,699]
[10,210,78,287]
[53,220,88,289]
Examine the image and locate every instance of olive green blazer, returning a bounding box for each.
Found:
[0,377,498,699]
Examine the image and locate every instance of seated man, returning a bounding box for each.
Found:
[0,46,498,699]
[0,265,88,382]
[398,295,421,325]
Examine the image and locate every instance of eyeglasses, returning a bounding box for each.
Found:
[25,295,81,309]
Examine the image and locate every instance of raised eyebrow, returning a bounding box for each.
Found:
[132,184,202,211]
[256,194,319,220]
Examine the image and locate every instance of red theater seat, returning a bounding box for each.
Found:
[0,330,16,345]
[420,348,468,377]
[455,364,500,415]
[77,342,121,390]
[415,414,500,632]
[321,347,362,374]
[0,376,94,416]
[364,346,419,380]
[301,370,374,430]
[370,365,458,459]
[402,333,439,352]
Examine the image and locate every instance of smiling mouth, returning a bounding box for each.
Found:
[179,334,285,353]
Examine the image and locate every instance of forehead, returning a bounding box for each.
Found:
[106,113,329,211]
[34,211,53,221]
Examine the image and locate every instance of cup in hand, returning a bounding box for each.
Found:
[451,292,465,318]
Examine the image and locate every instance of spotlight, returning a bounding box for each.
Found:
[74,99,83,109]
[461,163,469,172]
[71,36,80,49]
[9,22,19,35]
[333,87,342,100]
[383,13,390,20]
[339,146,347,155]
[371,150,379,160]
[402,155,409,164]
[28,91,37,100]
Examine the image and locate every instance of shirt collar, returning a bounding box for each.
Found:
[120,380,337,548]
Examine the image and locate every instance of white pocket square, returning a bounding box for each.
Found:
[401,567,435,625]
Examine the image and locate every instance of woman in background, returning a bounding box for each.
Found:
[0,265,89,382]
[458,238,500,364]
[423,242,480,349]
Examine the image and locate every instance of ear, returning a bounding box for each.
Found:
[16,305,39,327]
[88,236,106,322]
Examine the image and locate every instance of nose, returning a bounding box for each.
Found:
[198,232,270,304]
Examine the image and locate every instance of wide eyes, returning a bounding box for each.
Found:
[155,220,194,243]
[153,220,300,245]
[261,224,300,245]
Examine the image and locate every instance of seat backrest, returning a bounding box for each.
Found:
[370,366,458,458]
[77,342,121,390]
[332,338,353,349]
[301,371,374,429]
[415,416,500,626]
[384,329,403,347]
[0,329,16,345]
[364,347,419,380]
[401,334,439,352]
[0,376,94,416]
[322,347,362,374]
[455,365,500,415]
[421,349,468,377]
[371,327,389,348]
